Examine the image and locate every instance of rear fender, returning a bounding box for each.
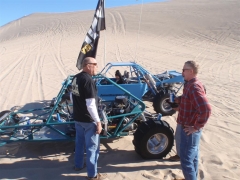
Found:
[98,83,148,101]
[161,75,184,84]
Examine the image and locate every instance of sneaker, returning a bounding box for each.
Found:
[87,173,108,180]
[168,155,180,161]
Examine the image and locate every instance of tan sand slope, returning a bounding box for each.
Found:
[0,0,240,179]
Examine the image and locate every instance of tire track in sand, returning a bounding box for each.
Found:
[49,19,67,78]
[17,19,62,104]
[19,45,44,105]
[108,11,127,62]
[1,44,39,108]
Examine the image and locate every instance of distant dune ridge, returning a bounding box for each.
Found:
[0,0,240,179]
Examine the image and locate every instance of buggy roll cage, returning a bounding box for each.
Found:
[0,75,145,145]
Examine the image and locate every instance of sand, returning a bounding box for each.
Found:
[0,0,240,179]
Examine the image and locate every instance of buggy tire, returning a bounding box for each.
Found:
[133,119,174,159]
[153,91,176,116]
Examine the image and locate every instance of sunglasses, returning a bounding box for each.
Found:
[182,68,191,72]
[87,63,97,66]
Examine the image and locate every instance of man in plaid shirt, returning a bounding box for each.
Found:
[177,61,211,180]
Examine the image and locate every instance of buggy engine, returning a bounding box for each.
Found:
[99,96,138,134]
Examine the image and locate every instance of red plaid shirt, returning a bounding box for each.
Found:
[177,78,211,130]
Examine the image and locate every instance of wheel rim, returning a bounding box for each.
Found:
[147,133,168,154]
[162,98,172,112]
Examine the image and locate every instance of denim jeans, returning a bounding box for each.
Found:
[74,121,100,178]
[180,126,202,180]
[175,124,181,156]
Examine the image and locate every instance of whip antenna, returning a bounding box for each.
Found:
[134,0,144,63]
[104,0,106,67]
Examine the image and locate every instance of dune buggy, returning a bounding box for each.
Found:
[96,62,184,116]
[0,74,174,159]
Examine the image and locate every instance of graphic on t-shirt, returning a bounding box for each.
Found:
[72,77,80,96]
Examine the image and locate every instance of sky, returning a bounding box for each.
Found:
[0,0,165,27]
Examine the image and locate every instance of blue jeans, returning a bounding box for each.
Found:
[175,124,181,156]
[180,126,202,180]
[74,121,100,178]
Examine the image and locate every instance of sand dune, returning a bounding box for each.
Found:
[0,0,240,179]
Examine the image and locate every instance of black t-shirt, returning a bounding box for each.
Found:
[116,78,124,84]
[71,71,98,122]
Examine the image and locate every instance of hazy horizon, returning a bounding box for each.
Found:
[0,0,166,27]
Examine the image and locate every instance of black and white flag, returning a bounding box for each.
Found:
[76,0,106,70]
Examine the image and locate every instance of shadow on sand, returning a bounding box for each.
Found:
[0,138,182,180]
[0,101,181,179]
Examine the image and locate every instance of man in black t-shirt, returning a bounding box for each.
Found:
[72,57,107,180]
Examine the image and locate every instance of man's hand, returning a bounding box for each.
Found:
[172,107,179,111]
[96,122,102,134]
[172,96,182,111]
[183,125,198,135]
[174,96,180,104]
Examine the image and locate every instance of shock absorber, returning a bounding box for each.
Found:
[144,73,159,94]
